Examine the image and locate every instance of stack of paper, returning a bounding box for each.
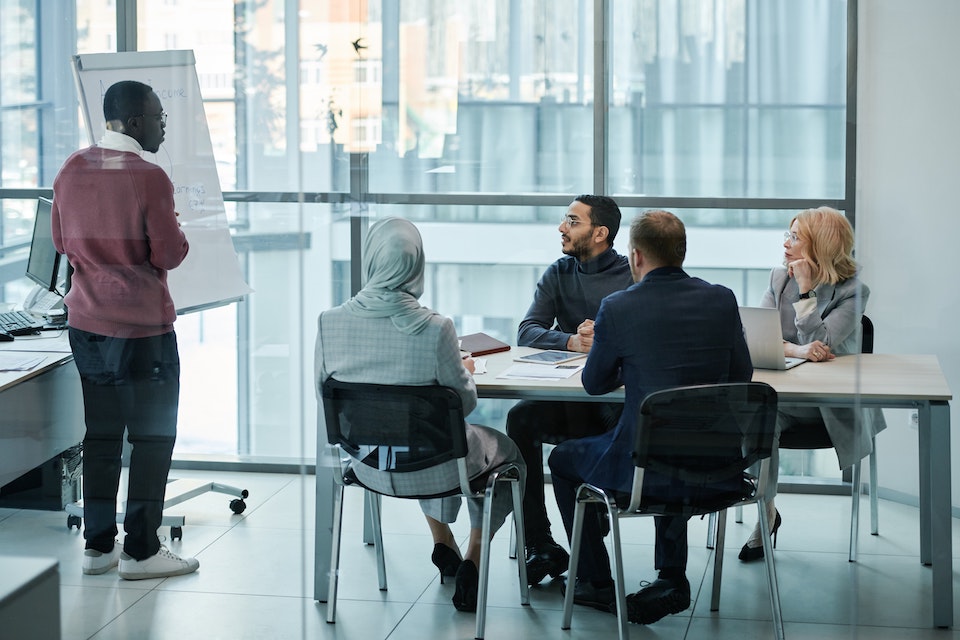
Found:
[0,353,45,371]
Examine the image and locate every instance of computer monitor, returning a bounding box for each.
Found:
[25,197,64,292]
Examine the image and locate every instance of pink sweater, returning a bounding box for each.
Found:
[52,146,189,338]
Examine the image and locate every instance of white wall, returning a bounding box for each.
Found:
[857,0,960,506]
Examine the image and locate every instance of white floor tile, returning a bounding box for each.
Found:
[0,472,956,639]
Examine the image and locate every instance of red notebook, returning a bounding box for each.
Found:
[458,332,511,357]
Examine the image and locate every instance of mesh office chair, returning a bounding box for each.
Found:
[321,379,528,640]
[561,382,784,640]
[716,315,879,562]
[777,315,878,562]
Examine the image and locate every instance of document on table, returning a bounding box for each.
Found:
[496,362,583,380]
[0,353,46,371]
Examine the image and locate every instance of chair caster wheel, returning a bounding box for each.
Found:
[229,498,246,514]
[171,526,183,541]
[67,515,82,530]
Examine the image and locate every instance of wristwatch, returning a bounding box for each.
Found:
[799,290,817,300]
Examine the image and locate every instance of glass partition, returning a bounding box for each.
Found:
[0,0,856,483]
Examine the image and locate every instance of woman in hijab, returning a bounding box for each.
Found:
[315,217,524,612]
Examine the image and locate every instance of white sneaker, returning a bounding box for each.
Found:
[118,546,199,580]
[82,547,121,575]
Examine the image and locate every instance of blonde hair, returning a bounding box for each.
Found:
[791,206,857,285]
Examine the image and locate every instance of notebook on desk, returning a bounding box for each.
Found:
[458,332,511,357]
[738,306,807,371]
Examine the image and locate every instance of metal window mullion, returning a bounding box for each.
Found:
[593,0,608,194]
[845,0,858,228]
[116,0,137,52]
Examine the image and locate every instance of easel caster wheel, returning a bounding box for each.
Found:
[67,515,82,530]
[171,526,183,541]
[229,498,246,514]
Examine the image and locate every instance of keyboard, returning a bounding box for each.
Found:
[0,310,45,336]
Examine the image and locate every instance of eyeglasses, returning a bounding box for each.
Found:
[783,231,800,246]
[136,112,167,126]
[560,215,595,228]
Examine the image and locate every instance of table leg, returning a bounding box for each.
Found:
[314,446,337,602]
[919,403,931,566]
[927,401,953,628]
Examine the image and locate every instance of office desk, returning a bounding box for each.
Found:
[314,348,953,628]
[0,332,83,490]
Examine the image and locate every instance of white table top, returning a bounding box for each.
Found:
[476,347,952,404]
[0,331,72,393]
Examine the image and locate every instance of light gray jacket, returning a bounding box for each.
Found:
[315,306,521,530]
[763,267,886,469]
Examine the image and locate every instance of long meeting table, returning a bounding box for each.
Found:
[314,347,954,628]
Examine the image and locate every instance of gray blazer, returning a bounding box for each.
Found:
[762,267,886,469]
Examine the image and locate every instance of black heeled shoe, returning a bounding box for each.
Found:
[431,543,461,583]
[738,510,782,562]
[452,560,479,612]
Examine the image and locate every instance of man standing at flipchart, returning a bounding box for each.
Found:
[51,80,198,580]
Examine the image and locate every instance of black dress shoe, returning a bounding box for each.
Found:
[524,539,569,585]
[431,543,461,583]
[560,578,616,614]
[452,560,479,612]
[625,575,691,625]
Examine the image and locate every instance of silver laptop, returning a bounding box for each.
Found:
[738,306,807,371]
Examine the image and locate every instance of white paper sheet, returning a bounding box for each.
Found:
[496,362,583,380]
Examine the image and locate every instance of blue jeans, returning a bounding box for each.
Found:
[70,328,180,560]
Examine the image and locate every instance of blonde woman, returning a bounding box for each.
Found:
[739,206,885,560]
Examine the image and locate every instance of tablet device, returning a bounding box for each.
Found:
[513,350,587,365]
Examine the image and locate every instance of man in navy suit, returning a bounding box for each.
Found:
[548,210,753,625]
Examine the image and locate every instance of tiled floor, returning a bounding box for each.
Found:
[1,469,959,639]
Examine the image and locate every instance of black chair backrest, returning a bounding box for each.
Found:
[861,315,874,354]
[633,382,778,487]
[321,379,469,473]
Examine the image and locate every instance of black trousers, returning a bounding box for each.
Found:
[505,400,621,546]
[70,328,180,561]
[549,440,688,583]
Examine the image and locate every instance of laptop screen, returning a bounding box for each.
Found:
[738,307,805,371]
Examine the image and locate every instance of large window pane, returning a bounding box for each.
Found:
[609,0,847,199]
[296,0,596,195]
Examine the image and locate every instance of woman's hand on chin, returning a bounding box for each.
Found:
[787,258,816,293]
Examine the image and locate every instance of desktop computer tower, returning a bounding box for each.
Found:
[0,444,82,510]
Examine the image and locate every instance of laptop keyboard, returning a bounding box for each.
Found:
[0,310,45,336]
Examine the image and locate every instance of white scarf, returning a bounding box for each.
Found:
[98,129,144,156]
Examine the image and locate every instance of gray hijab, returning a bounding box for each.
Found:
[342,217,437,335]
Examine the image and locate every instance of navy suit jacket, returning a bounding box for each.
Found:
[572,266,754,492]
